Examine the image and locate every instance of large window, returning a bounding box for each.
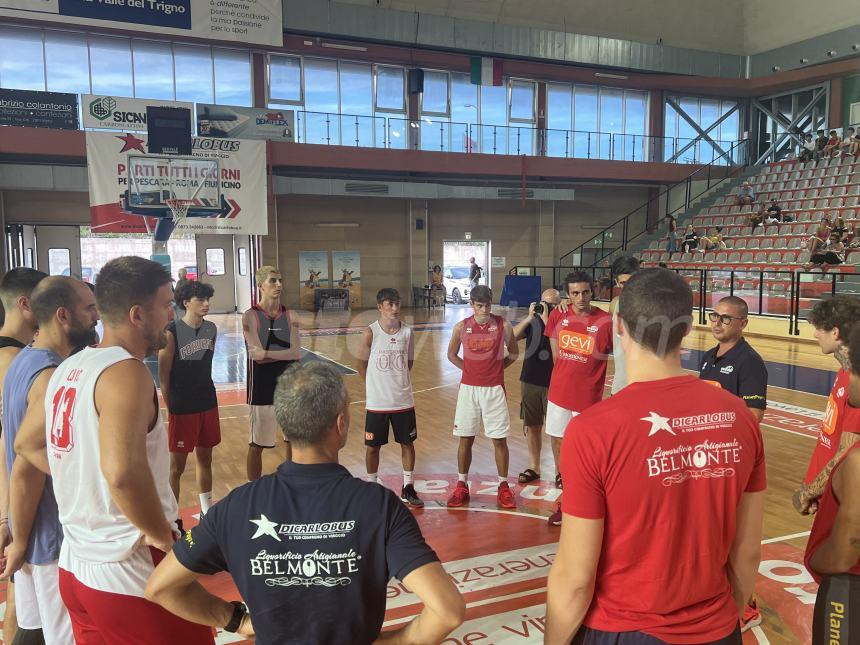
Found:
[269,55,302,104]
[45,32,90,94]
[0,27,252,106]
[546,83,648,160]
[303,58,339,145]
[664,96,739,163]
[0,26,45,91]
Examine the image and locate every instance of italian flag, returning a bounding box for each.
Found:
[470,56,503,86]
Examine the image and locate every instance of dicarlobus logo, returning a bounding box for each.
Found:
[88,96,116,121]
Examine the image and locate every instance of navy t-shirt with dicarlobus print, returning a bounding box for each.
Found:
[173,461,438,644]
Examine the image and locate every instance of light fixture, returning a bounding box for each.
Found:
[853,44,860,51]
[799,57,809,64]
[594,72,629,80]
[826,50,837,57]
[321,42,368,52]
[772,65,781,72]
[315,222,360,228]
[303,40,313,46]
[391,131,400,137]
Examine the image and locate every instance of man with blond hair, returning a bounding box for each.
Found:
[243,265,300,480]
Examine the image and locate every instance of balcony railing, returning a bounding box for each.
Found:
[292,111,742,164]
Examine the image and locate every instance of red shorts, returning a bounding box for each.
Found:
[168,407,221,453]
[58,550,215,645]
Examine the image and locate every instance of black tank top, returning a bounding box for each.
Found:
[0,336,26,350]
[166,319,217,415]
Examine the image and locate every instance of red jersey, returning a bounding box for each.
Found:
[804,443,860,583]
[544,306,612,411]
[561,375,766,642]
[460,314,506,387]
[804,369,860,484]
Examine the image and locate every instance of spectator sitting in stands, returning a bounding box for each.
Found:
[814,129,828,162]
[839,127,856,156]
[737,181,756,206]
[804,232,845,275]
[749,205,765,232]
[681,225,699,253]
[699,227,726,252]
[832,216,848,241]
[824,130,841,158]
[799,133,816,163]
[763,199,791,228]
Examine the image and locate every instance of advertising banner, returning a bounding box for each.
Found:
[82,95,193,131]
[0,89,78,129]
[197,104,294,141]
[298,251,329,310]
[331,250,361,308]
[0,0,282,47]
[86,132,267,235]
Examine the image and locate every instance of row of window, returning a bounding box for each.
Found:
[0,26,252,106]
[0,24,740,163]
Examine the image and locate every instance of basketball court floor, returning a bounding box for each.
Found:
[101,302,831,645]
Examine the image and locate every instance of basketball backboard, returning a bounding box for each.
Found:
[121,155,222,240]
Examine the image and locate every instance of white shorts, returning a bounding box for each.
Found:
[453,384,510,439]
[15,561,74,643]
[249,405,284,448]
[545,400,580,438]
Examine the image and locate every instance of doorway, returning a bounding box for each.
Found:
[441,240,490,304]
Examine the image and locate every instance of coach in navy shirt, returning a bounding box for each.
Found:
[699,295,768,422]
[145,362,464,644]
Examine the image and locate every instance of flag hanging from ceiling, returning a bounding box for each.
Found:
[470,56,504,86]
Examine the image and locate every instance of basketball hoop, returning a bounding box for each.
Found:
[165,198,192,230]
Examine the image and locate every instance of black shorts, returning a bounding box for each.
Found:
[574,626,740,645]
[811,252,843,265]
[364,409,418,447]
[248,360,296,405]
[812,574,860,645]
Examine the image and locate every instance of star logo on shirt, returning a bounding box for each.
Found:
[250,514,281,541]
[641,411,675,437]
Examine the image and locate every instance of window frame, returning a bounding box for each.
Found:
[420,69,451,118]
[267,53,304,106]
[373,64,407,114]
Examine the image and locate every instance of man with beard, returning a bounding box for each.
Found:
[12,257,214,644]
[0,276,98,643]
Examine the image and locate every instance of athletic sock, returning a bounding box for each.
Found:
[403,471,413,486]
[498,476,507,485]
[367,473,378,483]
[458,473,467,483]
[199,491,212,514]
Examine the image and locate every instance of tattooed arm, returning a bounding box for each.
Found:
[793,430,860,515]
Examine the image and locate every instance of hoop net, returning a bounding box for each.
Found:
[165,198,192,230]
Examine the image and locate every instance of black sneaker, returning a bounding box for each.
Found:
[401,484,424,508]
[175,518,186,537]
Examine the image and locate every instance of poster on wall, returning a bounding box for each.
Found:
[0,89,78,129]
[298,251,329,310]
[0,0,283,47]
[83,95,194,131]
[197,104,294,141]
[85,132,268,235]
[332,250,361,308]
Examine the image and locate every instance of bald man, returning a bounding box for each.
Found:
[514,289,561,484]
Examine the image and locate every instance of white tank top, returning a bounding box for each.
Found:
[46,346,178,596]
[365,321,414,412]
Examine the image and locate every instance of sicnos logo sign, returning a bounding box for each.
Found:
[83,95,193,131]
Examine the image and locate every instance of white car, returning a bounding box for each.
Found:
[443,266,473,304]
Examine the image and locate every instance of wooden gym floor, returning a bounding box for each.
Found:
[156,304,835,644]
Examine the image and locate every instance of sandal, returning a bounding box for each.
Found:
[517,468,540,484]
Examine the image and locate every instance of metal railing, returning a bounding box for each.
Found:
[558,139,750,270]
[291,110,743,164]
[507,263,860,334]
